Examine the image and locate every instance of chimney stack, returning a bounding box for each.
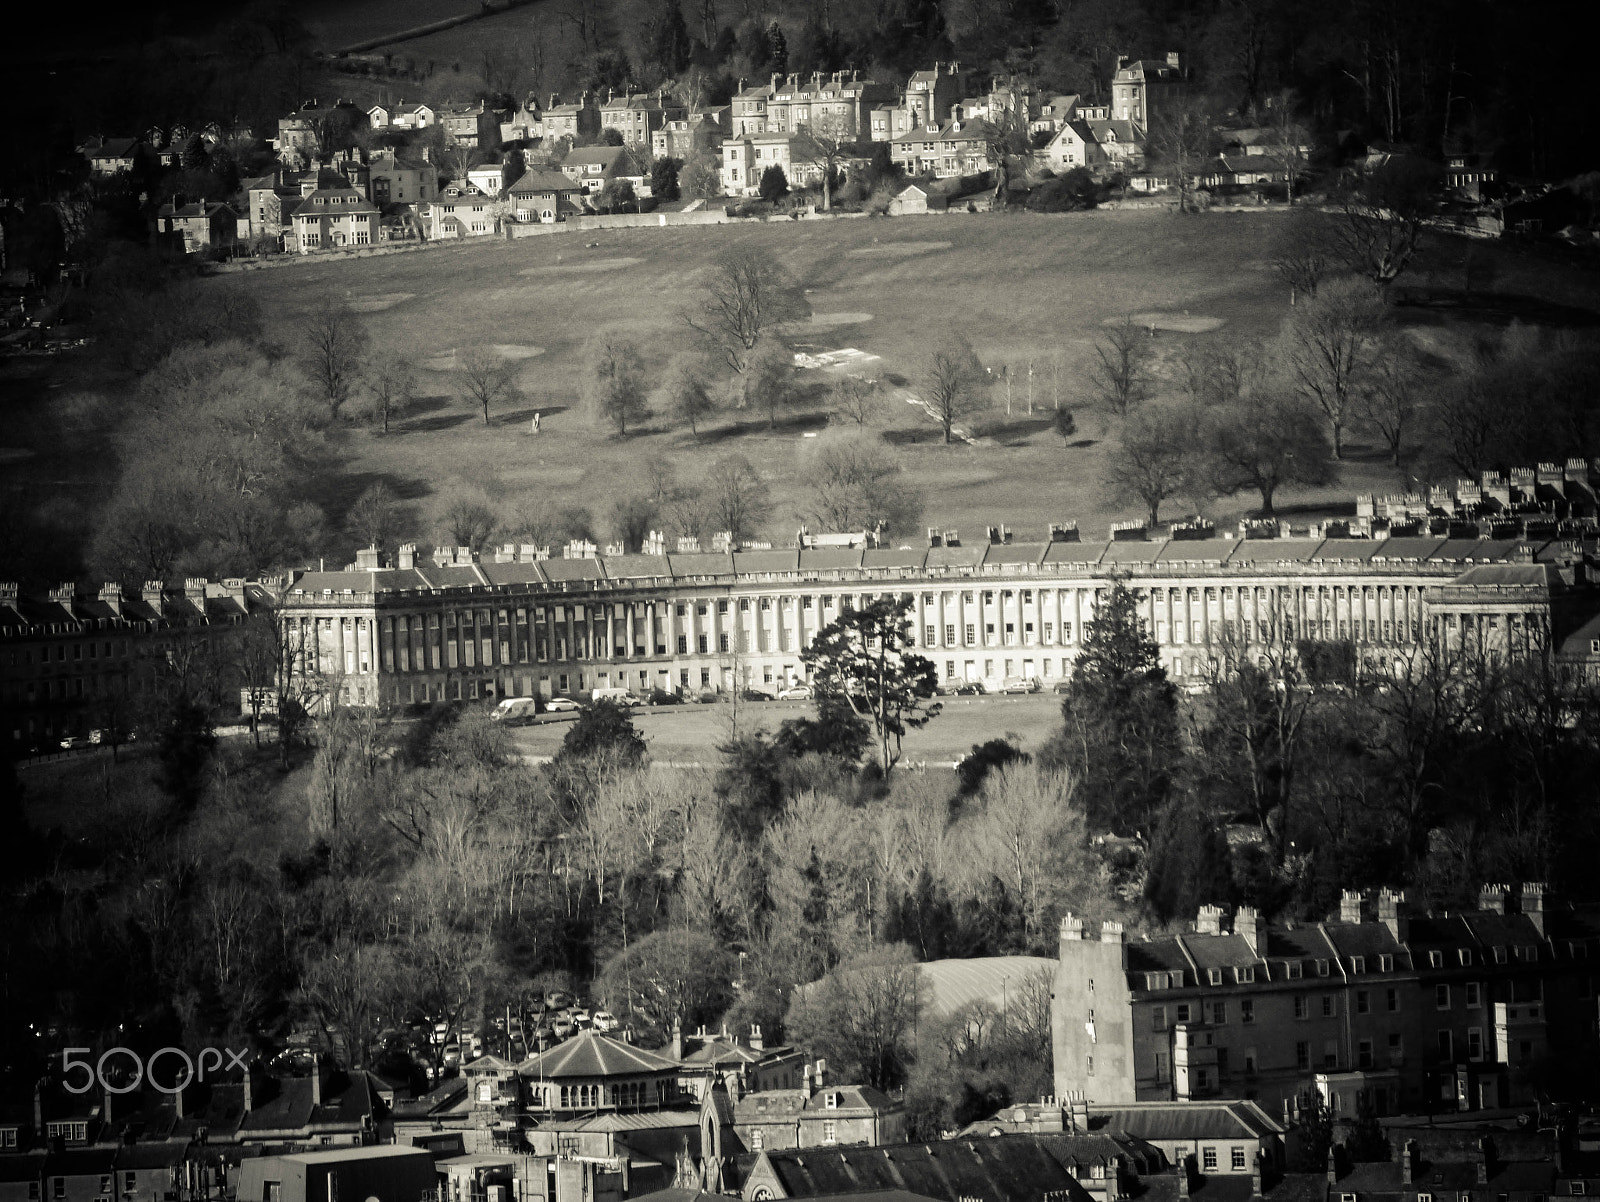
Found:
[802,1062,813,1093]
[98,583,123,615]
[1250,1152,1263,1201]
[1326,1149,1339,1186]
[1340,890,1364,923]
[672,1017,684,1061]
[1068,1091,1089,1132]
[1061,913,1085,944]
[1378,888,1408,939]
[749,1025,764,1051]
[1101,920,1125,944]
[310,1055,321,1108]
[1479,884,1508,915]
[1398,1140,1416,1186]
[1522,883,1550,935]
[242,1070,253,1114]
[1196,904,1226,936]
[1235,906,1259,955]
[813,1058,826,1090]
[397,543,416,570]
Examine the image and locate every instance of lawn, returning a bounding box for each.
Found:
[509,692,1069,764]
[219,210,1598,564]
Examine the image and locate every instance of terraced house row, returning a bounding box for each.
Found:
[274,514,1600,709]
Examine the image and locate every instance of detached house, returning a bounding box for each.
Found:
[560,146,625,194]
[291,184,379,252]
[889,119,995,178]
[368,151,437,205]
[722,134,809,196]
[156,199,238,256]
[367,101,435,130]
[1044,119,1143,176]
[79,138,143,177]
[507,169,581,222]
[653,108,732,159]
[439,103,500,150]
[541,92,601,143]
[1110,53,1189,134]
[428,181,500,238]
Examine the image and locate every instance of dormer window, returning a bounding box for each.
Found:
[1208,968,1224,986]
[1459,949,1473,966]
[1352,956,1367,974]
[1286,961,1303,980]
[1429,950,1445,967]
[1235,966,1255,984]
[825,1092,839,1110]
[1494,946,1508,963]
[1316,959,1330,976]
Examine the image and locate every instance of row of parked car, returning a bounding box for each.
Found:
[490,684,815,724]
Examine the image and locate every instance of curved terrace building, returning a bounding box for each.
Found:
[275,511,1600,708]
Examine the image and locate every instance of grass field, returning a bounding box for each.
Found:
[508,692,1067,763]
[217,211,1600,566]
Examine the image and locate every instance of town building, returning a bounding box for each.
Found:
[731,1065,904,1154]
[234,1145,434,1202]
[652,108,732,160]
[888,119,995,178]
[0,577,268,751]
[275,100,367,162]
[517,1031,683,1117]
[1110,54,1189,133]
[427,181,499,239]
[1051,884,1600,1117]
[369,151,438,206]
[560,146,626,194]
[508,168,582,222]
[290,183,380,251]
[679,1027,807,1098]
[438,103,500,151]
[1043,120,1144,176]
[761,71,897,140]
[156,199,238,256]
[541,93,601,144]
[367,101,437,131]
[600,90,681,147]
[78,137,144,176]
[721,134,800,196]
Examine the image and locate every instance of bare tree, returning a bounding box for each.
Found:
[922,336,988,443]
[608,494,659,553]
[804,431,923,536]
[303,293,369,422]
[743,340,795,426]
[1148,96,1218,213]
[457,346,521,425]
[658,353,716,436]
[1360,336,1423,466]
[1264,88,1310,205]
[366,357,416,433]
[583,334,649,435]
[1281,275,1384,458]
[684,246,808,376]
[829,374,883,428]
[1105,403,1201,527]
[790,113,855,211]
[1328,156,1439,288]
[1204,390,1339,514]
[703,454,771,544]
[438,484,500,550]
[346,481,401,551]
[1090,316,1150,419]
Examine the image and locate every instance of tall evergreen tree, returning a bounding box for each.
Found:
[1039,578,1180,834]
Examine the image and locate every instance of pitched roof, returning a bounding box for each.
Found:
[510,168,581,193]
[290,188,379,217]
[761,1134,1098,1202]
[516,1030,680,1079]
[565,146,626,167]
[1087,1100,1285,1142]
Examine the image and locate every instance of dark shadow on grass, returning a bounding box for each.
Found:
[499,404,571,426]
[696,410,832,443]
[1392,288,1600,329]
[882,427,944,445]
[403,410,476,433]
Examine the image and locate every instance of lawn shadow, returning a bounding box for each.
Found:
[1393,287,1600,329]
[698,409,832,443]
[882,427,943,446]
[499,404,572,426]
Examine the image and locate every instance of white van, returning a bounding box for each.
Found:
[490,697,539,724]
[590,687,642,707]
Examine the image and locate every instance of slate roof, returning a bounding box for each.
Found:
[526,1110,700,1132]
[759,1134,1098,1202]
[516,1031,680,1078]
[510,168,581,193]
[565,146,626,168]
[1088,1100,1284,1142]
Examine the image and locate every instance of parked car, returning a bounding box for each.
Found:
[58,735,92,750]
[442,1043,462,1066]
[570,1008,592,1027]
[544,697,581,713]
[741,688,775,702]
[1000,676,1040,694]
[646,688,683,705]
[550,1016,575,1038]
[695,690,722,704]
[591,687,643,706]
[591,1010,619,1032]
[545,990,573,1009]
[947,681,985,695]
[776,684,812,700]
[1052,679,1073,694]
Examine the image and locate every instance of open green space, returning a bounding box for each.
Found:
[509,692,1068,763]
[224,210,1459,559]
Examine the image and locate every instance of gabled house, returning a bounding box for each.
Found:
[466,162,513,199]
[679,1027,806,1099]
[1110,54,1189,134]
[427,181,500,238]
[368,101,435,130]
[156,199,238,256]
[888,119,995,178]
[368,152,437,205]
[559,146,625,194]
[507,169,581,223]
[0,1153,46,1202]
[762,71,897,140]
[600,89,679,146]
[731,1062,903,1154]
[231,1068,377,1147]
[438,103,500,150]
[1033,94,1082,134]
[79,138,143,177]
[901,61,968,129]
[732,79,775,136]
[1202,154,1295,189]
[652,108,732,160]
[1044,119,1143,176]
[540,92,600,143]
[290,184,379,252]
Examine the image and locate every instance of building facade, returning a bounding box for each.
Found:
[1052,885,1600,1117]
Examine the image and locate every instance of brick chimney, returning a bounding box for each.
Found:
[1398,1140,1416,1186]
[142,580,165,608]
[98,583,123,616]
[802,1062,813,1093]
[1101,920,1124,944]
[1061,913,1086,946]
[1326,1149,1339,1185]
[749,1025,764,1052]
[1068,1091,1089,1132]
[1196,904,1226,936]
[397,543,417,570]
[1479,884,1508,915]
[242,1069,253,1113]
[354,547,383,570]
[1378,888,1409,940]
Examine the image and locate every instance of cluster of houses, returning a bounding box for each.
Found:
[6,978,1600,1202]
[71,50,1333,258]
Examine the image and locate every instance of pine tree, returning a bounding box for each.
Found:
[765,19,787,75]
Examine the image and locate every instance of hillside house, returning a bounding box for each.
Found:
[427,182,500,238]
[731,1063,904,1153]
[653,108,732,159]
[79,138,143,176]
[560,146,625,194]
[540,92,601,143]
[1033,94,1082,133]
[291,184,379,252]
[1044,119,1144,176]
[368,152,437,205]
[733,80,774,136]
[156,199,238,256]
[367,101,435,130]
[600,90,679,146]
[467,161,514,199]
[439,103,500,150]
[889,119,995,177]
[762,71,896,140]
[1110,54,1189,133]
[508,169,581,222]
